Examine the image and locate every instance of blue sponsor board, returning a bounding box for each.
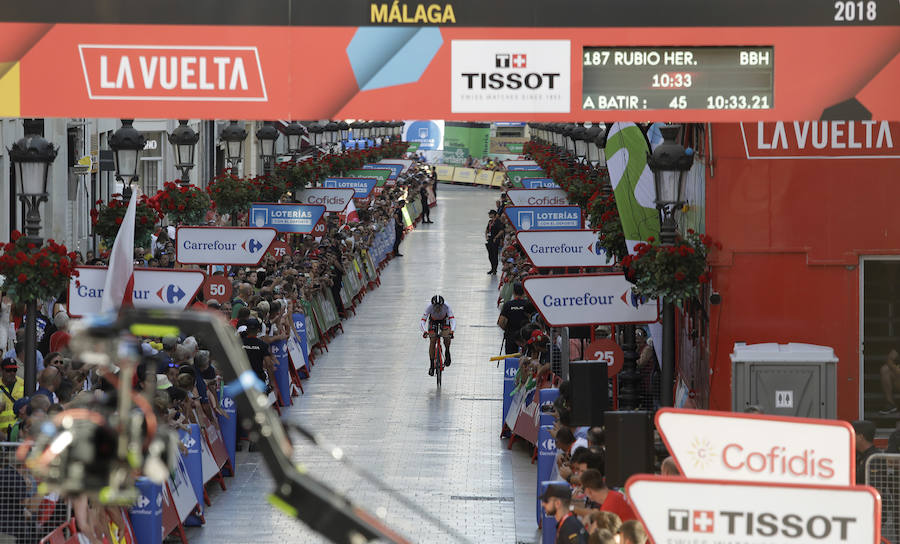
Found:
[364,163,401,179]
[323,177,379,198]
[504,206,582,231]
[522,178,560,189]
[249,203,325,233]
[291,313,310,368]
[506,164,543,171]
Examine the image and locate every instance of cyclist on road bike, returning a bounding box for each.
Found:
[421,295,456,376]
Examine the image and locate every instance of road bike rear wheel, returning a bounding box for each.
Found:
[435,342,442,388]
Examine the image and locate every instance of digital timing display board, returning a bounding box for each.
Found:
[582,46,774,111]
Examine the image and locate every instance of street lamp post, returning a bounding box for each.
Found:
[109,119,147,199]
[220,120,248,174]
[256,121,279,175]
[284,121,304,160]
[168,120,199,187]
[647,124,695,408]
[8,120,57,394]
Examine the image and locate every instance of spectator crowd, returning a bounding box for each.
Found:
[0,159,435,543]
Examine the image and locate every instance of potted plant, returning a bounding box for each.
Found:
[91,194,162,248]
[622,230,720,305]
[0,231,79,304]
[151,182,211,226]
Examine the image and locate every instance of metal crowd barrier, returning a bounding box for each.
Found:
[866,452,900,544]
[0,442,71,544]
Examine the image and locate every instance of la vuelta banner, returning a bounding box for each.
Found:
[1,21,899,120]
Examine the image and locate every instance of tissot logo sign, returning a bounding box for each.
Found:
[78,45,268,101]
[295,188,355,213]
[451,40,571,113]
[176,226,277,265]
[656,408,855,486]
[68,267,205,316]
[517,230,608,268]
[524,273,659,326]
[627,476,880,544]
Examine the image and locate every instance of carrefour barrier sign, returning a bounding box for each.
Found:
[524,273,659,326]
[176,227,276,265]
[656,408,855,486]
[507,189,569,206]
[517,230,607,267]
[294,188,356,213]
[68,267,205,316]
[324,177,379,198]
[626,475,880,544]
[522,178,560,189]
[249,203,325,233]
[504,205,582,231]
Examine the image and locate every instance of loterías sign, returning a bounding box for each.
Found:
[77,45,268,101]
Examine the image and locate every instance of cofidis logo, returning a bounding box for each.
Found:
[451,40,570,113]
[78,45,268,101]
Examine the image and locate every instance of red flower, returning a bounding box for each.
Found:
[674,271,686,281]
[698,273,709,284]
[17,273,27,283]
[10,230,22,241]
[115,217,123,225]
[647,236,655,242]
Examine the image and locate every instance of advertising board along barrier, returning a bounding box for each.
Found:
[365,162,402,180]
[68,267,205,317]
[626,475,881,544]
[378,158,414,174]
[522,178,561,189]
[506,188,569,207]
[176,226,277,265]
[504,205,582,231]
[517,229,607,268]
[523,273,659,327]
[656,407,856,486]
[294,188,356,213]
[248,203,326,234]
[323,177,379,198]
[506,170,548,187]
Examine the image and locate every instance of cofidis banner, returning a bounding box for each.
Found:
[249,203,325,233]
[506,188,569,206]
[323,177,379,198]
[504,205,582,231]
[294,188,356,213]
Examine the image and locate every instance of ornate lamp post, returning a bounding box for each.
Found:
[8,120,57,394]
[220,120,247,174]
[647,124,695,407]
[284,121,304,159]
[168,120,199,186]
[256,121,280,174]
[109,119,146,199]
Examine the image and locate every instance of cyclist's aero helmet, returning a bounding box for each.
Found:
[431,295,444,306]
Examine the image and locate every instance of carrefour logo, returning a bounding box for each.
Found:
[222,396,234,409]
[136,494,150,509]
[541,438,556,452]
[242,238,263,253]
[505,367,517,378]
[156,284,186,304]
[181,435,197,449]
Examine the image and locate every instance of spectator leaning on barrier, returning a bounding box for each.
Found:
[578,468,637,523]
[540,482,588,543]
[619,520,648,544]
[852,419,879,484]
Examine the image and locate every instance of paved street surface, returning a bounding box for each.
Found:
[187,185,539,544]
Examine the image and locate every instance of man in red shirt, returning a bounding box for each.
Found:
[579,468,636,522]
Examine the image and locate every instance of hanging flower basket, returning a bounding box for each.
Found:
[151,182,211,226]
[250,174,288,203]
[206,172,260,218]
[589,193,628,263]
[91,194,162,249]
[622,230,720,305]
[0,231,79,305]
[271,160,311,193]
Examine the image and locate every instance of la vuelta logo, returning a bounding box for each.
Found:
[77,45,268,101]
